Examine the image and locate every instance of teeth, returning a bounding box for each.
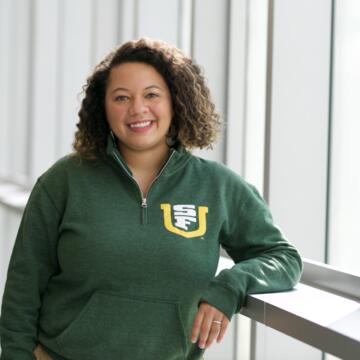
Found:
[129,121,151,128]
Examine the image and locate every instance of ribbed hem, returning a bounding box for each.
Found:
[199,282,241,321]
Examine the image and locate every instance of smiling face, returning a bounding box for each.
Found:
[105,62,173,157]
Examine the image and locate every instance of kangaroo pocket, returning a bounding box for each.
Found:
[55,291,187,360]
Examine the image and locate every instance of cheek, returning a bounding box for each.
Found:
[154,102,173,120]
[105,103,127,124]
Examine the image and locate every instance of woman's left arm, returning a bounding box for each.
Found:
[191,182,302,349]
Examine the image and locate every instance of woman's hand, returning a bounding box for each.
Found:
[33,344,54,360]
[190,302,230,349]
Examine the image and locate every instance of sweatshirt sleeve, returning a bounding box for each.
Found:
[0,180,60,359]
[199,182,303,321]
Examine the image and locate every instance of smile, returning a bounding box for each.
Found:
[128,120,153,129]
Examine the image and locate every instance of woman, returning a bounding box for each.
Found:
[0,38,302,360]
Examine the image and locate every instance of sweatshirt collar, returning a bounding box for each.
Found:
[105,133,191,177]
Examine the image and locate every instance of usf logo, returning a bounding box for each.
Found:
[160,204,208,238]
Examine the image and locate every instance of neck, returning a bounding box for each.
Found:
[118,143,171,175]
[118,143,171,197]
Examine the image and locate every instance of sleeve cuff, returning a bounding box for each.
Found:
[199,282,243,321]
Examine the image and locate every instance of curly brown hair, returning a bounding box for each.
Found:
[73,37,221,159]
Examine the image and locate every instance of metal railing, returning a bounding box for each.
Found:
[241,258,360,360]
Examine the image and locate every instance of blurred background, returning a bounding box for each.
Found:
[0,0,359,359]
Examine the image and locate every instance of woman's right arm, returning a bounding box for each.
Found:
[0,180,60,360]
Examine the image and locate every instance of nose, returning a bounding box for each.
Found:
[128,96,149,116]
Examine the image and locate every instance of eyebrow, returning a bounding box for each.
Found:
[111,85,163,94]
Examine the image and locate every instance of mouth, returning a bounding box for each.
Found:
[128,120,152,128]
[127,120,154,132]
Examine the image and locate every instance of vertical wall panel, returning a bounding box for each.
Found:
[137,0,180,46]
[0,206,6,296]
[92,0,120,66]
[58,0,93,156]
[0,0,11,178]
[118,0,137,43]
[328,0,360,275]
[254,0,333,360]
[29,0,61,180]
[234,3,268,359]
[226,0,248,176]
[243,0,268,192]
[7,0,33,183]
[0,206,22,312]
[269,0,331,261]
[191,0,229,163]
[178,0,193,56]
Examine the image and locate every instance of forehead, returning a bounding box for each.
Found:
[107,62,168,89]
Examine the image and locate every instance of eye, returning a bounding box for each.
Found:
[114,95,129,102]
[145,92,160,99]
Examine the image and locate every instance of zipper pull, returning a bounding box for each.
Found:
[141,198,148,225]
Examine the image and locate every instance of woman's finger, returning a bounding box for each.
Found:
[216,316,230,343]
[33,344,54,360]
[198,311,214,349]
[204,316,223,348]
[191,302,231,349]
[191,306,205,343]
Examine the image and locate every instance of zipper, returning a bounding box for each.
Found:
[141,197,148,224]
[112,150,176,225]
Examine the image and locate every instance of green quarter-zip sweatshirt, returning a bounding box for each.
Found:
[0,135,302,360]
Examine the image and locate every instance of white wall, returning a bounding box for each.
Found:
[254,1,333,359]
[328,0,360,275]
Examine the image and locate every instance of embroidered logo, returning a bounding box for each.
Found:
[160,203,208,238]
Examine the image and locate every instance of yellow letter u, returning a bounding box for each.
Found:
[160,203,208,238]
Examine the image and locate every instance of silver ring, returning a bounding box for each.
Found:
[212,320,222,325]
